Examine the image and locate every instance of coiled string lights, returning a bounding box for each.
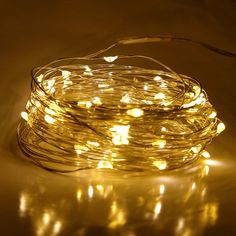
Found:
[17,36,227,172]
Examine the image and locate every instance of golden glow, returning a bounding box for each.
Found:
[153,160,167,170]
[154,92,166,100]
[77,101,92,109]
[154,201,162,215]
[45,107,55,115]
[152,139,166,148]
[120,93,131,103]
[97,160,113,169]
[44,115,55,124]
[160,184,165,194]
[21,112,28,121]
[126,108,144,117]
[104,56,118,63]
[191,144,202,154]
[154,75,162,81]
[201,150,210,158]
[110,125,130,145]
[217,122,225,134]
[209,111,217,119]
[36,74,43,82]
[87,141,100,147]
[76,189,82,201]
[53,221,62,234]
[74,144,89,155]
[62,70,71,79]
[88,185,94,199]
[92,97,102,105]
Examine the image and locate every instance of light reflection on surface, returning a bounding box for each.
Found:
[18,157,221,236]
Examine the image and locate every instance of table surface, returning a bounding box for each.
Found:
[1,1,236,235]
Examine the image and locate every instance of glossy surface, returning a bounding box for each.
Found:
[0,0,236,235]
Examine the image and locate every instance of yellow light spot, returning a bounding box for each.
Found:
[209,111,217,119]
[19,193,28,216]
[126,108,144,117]
[120,93,131,103]
[74,144,89,155]
[87,141,100,147]
[36,74,43,82]
[92,97,102,105]
[53,221,62,234]
[110,125,130,145]
[62,70,71,79]
[153,160,167,170]
[191,144,202,154]
[154,92,166,100]
[201,150,210,158]
[160,82,167,88]
[98,84,109,88]
[21,112,28,121]
[42,212,50,225]
[154,75,162,81]
[142,99,153,105]
[45,107,55,115]
[161,127,167,132]
[204,165,210,175]
[152,139,166,148]
[77,189,82,201]
[88,185,94,198]
[160,184,165,194]
[154,202,162,215]
[144,84,148,90]
[191,182,196,190]
[44,115,55,124]
[77,101,92,108]
[47,79,55,88]
[97,160,113,169]
[104,56,118,63]
[182,101,196,108]
[217,122,225,134]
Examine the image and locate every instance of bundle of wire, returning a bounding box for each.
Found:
[17,37,227,172]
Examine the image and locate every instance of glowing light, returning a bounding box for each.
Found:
[21,112,28,121]
[120,93,131,103]
[44,115,55,124]
[154,75,162,81]
[152,139,166,148]
[77,101,92,108]
[83,65,93,76]
[110,125,130,145]
[204,159,221,166]
[126,108,144,117]
[191,144,202,154]
[154,201,162,215]
[77,189,82,200]
[45,107,55,115]
[209,111,217,119]
[154,92,166,100]
[42,212,50,225]
[161,127,167,132]
[92,97,102,105]
[97,160,113,169]
[74,144,89,155]
[104,56,118,62]
[87,141,100,147]
[153,160,167,170]
[191,182,196,190]
[144,84,148,90]
[88,185,94,198]
[36,74,43,82]
[53,221,62,234]
[201,150,210,158]
[182,101,196,108]
[160,184,165,194]
[217,122,225,134]
[19,193,28,216]
[62,70,71,79]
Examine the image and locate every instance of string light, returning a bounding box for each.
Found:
[17,39,225,172]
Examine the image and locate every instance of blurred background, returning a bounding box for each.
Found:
[0,0,235,235]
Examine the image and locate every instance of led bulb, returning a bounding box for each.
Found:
[126,108,144,117]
